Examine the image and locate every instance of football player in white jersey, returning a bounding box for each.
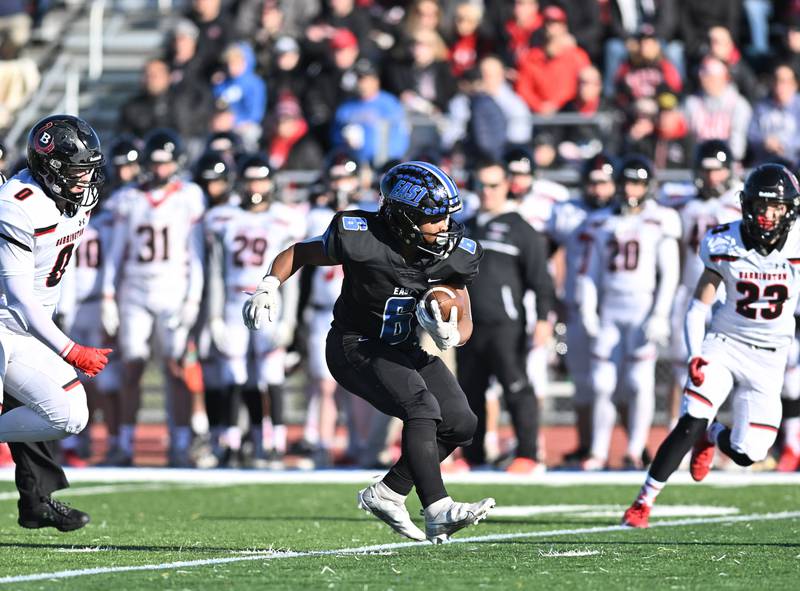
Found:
[579,155,681,470]
[101,129,206,467]
[668,140,742,420]
[623,164,800,527]
[207,155,296,467]
[546,153,616,464]
[58,136,142,466]
[0,114,110,531]
[193,149,239,467]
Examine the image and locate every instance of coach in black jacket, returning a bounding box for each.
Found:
[458,159,555,471]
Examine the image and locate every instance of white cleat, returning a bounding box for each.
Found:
[425,497,496,544]
[357,483,426,542]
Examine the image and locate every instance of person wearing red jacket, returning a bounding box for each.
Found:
[515,6,590,115]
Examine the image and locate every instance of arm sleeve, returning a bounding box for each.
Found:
[101,206,128,297]
[205,230,226,321]
[185,218,205,304]
[0,211,71,353]
[684,298,709,360]
[576,227,601,321]
[521,225,556,319]
[652,236,680,318]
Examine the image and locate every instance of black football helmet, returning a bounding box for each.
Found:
[694,139,733,200]
[580,152,616,209]
[205,131,244,161]
[238,153,274,210]
[740,163,800,251]
[27,115,105,217]
[325,150,361,208]
[141,128,184,183]
[504,146,535,200]
[379,161,464,258]
[194,150,235,202]
[109,135,140,167]
[615,153,654,210]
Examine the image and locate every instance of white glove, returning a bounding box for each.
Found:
[179,300,200,329]
[582,313,600,339]
[101,296,119,337]
[644,315,671,346]
[210,317,228,352]
[415,299,460,351]
[242,276,280,330]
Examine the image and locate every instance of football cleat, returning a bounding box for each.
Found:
[424,497,496,544]
[19,497,90,532]
[357,483,426,542]
[621,500,650,528]
[505,457,543,474]
[776,447,800,473]
[580,456,606,471]
[690,431,716,482]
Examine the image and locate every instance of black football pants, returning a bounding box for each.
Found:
[326,328,477,506]
[456,321,538,465]
[2,395,69,512]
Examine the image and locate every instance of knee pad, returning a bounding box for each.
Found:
[674,414,709,442]
[439,408,478,447]
[56,385,89,435]
[402,389,442,422]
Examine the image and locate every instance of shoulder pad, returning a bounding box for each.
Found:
[341,216,368,232]
[458,237,477,255]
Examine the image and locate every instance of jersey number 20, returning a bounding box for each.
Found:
[380,297,416,345]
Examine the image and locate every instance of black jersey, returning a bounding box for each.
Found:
[463,210,555,325]
[322,209,483,345]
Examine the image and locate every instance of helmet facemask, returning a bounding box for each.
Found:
[741,196,799,251]
[384,204,464,258]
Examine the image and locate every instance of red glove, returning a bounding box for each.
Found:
[61,342,113,378]
[688,356,709,387]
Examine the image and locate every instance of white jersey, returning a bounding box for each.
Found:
[547,199,608,306]
[585,200,681,303]
[674,187,742,291]
[214,207,296,295]
[71,205,114,303]
[0,169,91,348]
[701,221,800,349]
[307,206,343,309]
[516,179,571,232]
[103,179,205,310]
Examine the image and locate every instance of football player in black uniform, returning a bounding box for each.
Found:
[243,161,495,543]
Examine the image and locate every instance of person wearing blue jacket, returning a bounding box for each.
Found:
[213,42,267,148]
[331,59,409,166]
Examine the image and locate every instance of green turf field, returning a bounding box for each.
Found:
[1,477,799,590]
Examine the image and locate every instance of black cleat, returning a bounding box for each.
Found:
[18,497,91,532]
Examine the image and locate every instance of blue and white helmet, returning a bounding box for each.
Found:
[379,161,463,258]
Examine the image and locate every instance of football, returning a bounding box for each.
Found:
[421,285,466,321]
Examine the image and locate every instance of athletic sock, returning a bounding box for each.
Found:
[119,424,135,456]
[636,474,665,507]
[423,496,453,519]
[708,422,725,445]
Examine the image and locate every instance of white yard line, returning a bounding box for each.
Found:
[0,482,222,502]
[1,467,799,487]
[1,510,798,585]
